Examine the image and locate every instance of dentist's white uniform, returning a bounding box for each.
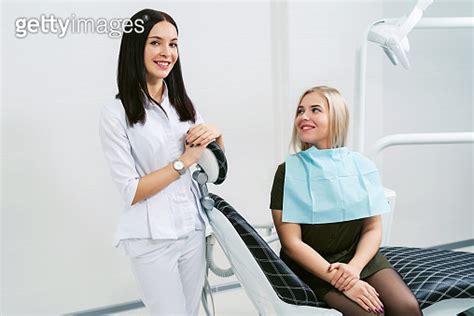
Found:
[99,84,208,315]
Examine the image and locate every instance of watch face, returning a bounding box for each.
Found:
[174,160,184,170]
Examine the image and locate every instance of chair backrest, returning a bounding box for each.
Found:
[208,193,326,310]
[197,143,335,313]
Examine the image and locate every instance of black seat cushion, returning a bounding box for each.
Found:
[210,193,474,310]
[380,246,474,309]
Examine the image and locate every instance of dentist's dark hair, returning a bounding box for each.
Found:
[116,9,196,126]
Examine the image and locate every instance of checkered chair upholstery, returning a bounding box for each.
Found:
[210,193,325,307]
[380,246,474,309]
[210,193,474,310]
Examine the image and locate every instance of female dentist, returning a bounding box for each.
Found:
[99,9,224,315]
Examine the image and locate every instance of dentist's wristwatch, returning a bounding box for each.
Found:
[172,159,186,176]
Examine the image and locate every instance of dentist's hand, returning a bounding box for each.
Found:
[179,140,212,168]
[186,124,221,147]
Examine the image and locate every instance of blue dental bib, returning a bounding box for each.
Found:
[282,146,390,224]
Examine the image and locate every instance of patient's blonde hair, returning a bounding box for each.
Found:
[290,86,349,153]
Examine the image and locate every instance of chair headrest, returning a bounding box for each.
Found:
[196,142,227,185]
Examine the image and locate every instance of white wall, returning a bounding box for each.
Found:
[1,0,472,315]
[380,1,473,247]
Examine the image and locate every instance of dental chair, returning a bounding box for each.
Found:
[195,142,474,315]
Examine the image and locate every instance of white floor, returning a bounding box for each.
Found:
[114,285,255,315]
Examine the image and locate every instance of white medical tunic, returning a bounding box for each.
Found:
[99,86,208,246]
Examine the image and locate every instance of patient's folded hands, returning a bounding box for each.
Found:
[328,262,361,291]
[343,280,384,314]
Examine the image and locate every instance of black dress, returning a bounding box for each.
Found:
[270,163,393,299]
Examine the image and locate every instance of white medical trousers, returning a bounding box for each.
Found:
[123,230,206,315]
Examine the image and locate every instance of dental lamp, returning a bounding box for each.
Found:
[354,0,473,153]
[367,0,433,69]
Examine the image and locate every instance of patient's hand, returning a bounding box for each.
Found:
[343,280,384,314]
[328,262,360,291]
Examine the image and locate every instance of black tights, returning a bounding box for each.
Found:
[323,268,422,316]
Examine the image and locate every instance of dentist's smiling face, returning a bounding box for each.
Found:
[144,21,178,82]
[295,92,330,149]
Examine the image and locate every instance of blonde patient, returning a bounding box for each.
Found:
[269,86,421,315]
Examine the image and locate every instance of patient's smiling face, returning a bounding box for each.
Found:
[295,92,330,150]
